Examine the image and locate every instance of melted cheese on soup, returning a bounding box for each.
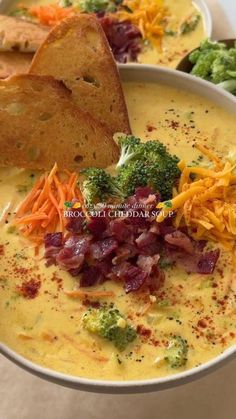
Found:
[0,83,236,381]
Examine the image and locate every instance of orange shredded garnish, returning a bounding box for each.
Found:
[116,0,168,47]
[64,290,115,299]
[28,4,76,26]
[156,145,236,250]
[13,163,82,243]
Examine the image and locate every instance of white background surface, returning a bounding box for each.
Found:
[0,1,236,418]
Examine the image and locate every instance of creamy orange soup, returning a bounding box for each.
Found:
[0,82,235,381]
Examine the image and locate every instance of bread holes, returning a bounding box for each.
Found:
[92,151,96,160]
[16,141,23,150]
[11,43,20,52]
[38,112,53,121]
[82,76,100,88]
[74,155,83,164]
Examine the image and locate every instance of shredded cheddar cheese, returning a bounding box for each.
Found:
[156,144,236,250]
[116,0,169,46]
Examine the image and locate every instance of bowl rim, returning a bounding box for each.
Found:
[194,0,212,38]
[1,64,236,393]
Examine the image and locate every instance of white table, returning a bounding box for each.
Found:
[1,1,236,418]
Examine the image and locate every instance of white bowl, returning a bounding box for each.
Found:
[1,65,236,394]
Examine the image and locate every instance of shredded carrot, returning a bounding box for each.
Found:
[13,163,82,243]
[63,334,108,362]
[156,145,236,249]
[64,290,115,299]
[28,4,76,26]
[18,333,34,340]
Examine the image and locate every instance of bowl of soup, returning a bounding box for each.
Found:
[0,65,236,393]
[0,0,212,68]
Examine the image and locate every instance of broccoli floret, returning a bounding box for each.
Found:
[81,167,123,206]
[189,49,201,64]
[218,79,236,95]
[199,38,226,52]
[116,139,180,200]
[116,135,142,168]
[191,50,219,80]
[165,335,188,368]
[82,306,137,351]
[190,39,236,88]
[117,161,148,197]
[77,0,109,13]
[211,51,236,84]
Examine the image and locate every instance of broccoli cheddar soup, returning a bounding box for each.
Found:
[0,82,236,381]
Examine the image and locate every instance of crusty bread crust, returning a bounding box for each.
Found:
[29,15,131,135]
[0,51,33,79]
[0,74,119,170]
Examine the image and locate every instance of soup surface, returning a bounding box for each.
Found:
[7,0,206,68]
[0,82,236,381]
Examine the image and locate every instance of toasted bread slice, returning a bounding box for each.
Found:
[29,15,130,135]
[0,15,49,52]
[0,52,33,79]
[0,74,119,170]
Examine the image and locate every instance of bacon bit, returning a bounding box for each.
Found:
[63,334,108,362]
[197,319,207,328]
[82,299,101,309]
[0,245,4,256]
[64,289,115,299]
[17,279,41,299]
[146,124,157,132]
[137,324,152,338]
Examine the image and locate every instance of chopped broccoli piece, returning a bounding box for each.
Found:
[81,167,123,206]
[9,7,29,17]
[165,335,188,368]
[191,50,219,80]
[82,306,137,351]
[180,14,201,35]
[189,39,236,95]
[77,0,108,12]
[116,135,142,168]
[198,38,226,52]
[77,0,119,12]
[211,51,236,84]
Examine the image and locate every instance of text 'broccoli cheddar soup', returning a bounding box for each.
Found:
[0,82,236,381]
